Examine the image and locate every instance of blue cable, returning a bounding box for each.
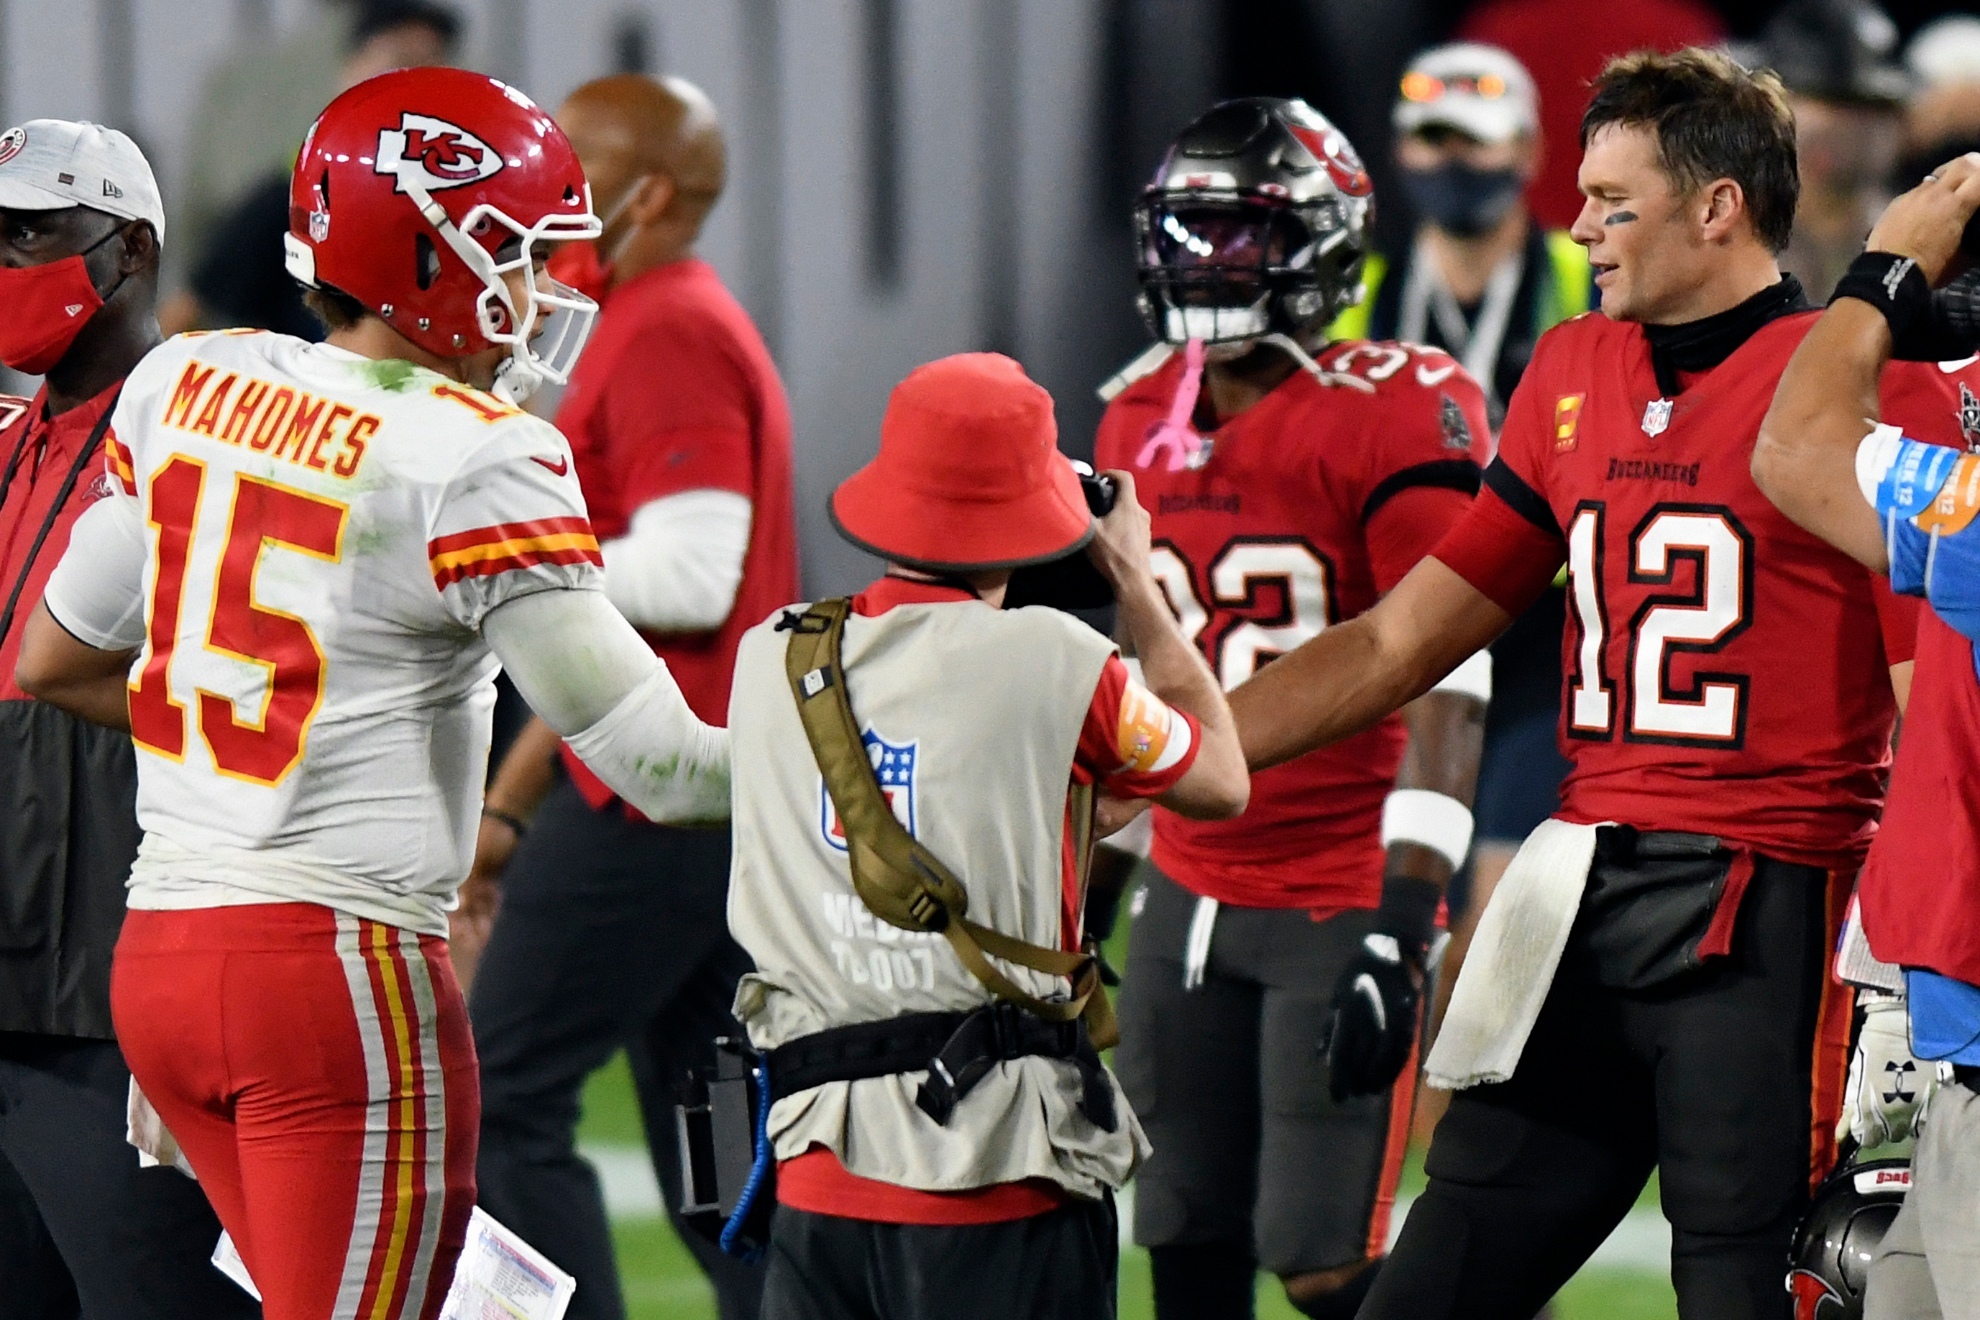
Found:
[719,1054,773,1261]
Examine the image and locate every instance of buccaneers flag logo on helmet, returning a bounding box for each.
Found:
[374,113,504,195]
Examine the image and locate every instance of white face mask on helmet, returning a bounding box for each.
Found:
[423,186,602,405]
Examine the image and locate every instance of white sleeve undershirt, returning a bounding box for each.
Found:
[41,495,148,651]
[481,589,730,821]
[599,489,753,634]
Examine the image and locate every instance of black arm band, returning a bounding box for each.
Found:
[1374,873,1442,957]
[1831,251,1933,342]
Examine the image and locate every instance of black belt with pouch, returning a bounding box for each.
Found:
[1578,826,1793,991]
[673,1003,1116,1259]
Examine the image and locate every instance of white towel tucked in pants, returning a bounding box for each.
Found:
[1425,818,1607,1091]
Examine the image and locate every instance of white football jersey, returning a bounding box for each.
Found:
[57,330,601,935]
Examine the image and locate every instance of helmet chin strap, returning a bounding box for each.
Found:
[1198,329,1375,394]
[490,356,541,406]
[1257,332,1373,393]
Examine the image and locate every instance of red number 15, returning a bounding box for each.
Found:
[128,456,347,785]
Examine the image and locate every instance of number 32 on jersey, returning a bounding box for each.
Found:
[128,455,347,785]
[1565,501,1754,747]
[1148,538,1334,690]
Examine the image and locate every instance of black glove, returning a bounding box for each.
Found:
[1321,933,1423,1101]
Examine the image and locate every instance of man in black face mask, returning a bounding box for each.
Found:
[0,119,259,1320]
[1333,43,1589,432]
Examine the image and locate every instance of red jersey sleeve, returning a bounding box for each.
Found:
[1357,360,1491,593]
[1873,581,1919,667]
[1075,656,1199,798]
[1368,488,1477,594]
[1428,359,1567,614]
[600,315,756,509]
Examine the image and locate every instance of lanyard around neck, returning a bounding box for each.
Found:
[0,395,121,654]
[1398,241,1524,411]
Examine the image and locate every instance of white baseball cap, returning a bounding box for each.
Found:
[1393,44,1540,146]
[0,119,165,243]
[1907,16,1980,89]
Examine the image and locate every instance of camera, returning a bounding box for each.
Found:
[1076,461,1118,518]
[1894,270,1980,362]
[1003,461,1118,613]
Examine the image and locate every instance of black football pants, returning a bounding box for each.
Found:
[0,1032,261,1320]
[471,778,762,1320]
[1362,855,1849,1320]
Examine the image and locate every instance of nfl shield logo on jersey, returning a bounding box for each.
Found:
[1641,398,1674,438]
[821,730,917,851]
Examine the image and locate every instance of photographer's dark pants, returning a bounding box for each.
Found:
[472,779,762,1320]
[1362,853,1851,1320]
[0,1032,261,1320]
[760,1197,1118,1320]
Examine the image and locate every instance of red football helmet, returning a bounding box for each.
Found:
[284,66,601,402]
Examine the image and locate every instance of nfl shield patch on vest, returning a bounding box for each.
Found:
[821,730,918,850]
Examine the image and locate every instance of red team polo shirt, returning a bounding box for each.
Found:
[1862,602,1980,985]
[778,576,1200,1225]
[1429,310,1980,873]
[0,384,121,699]
[1094,341,1490,916]
[551,258,798,809]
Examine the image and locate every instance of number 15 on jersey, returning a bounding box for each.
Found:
[128,455,348,786]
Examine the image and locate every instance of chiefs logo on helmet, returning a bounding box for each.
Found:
[373,113,504,195]
[0,127,23,167]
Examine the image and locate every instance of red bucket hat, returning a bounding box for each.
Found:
[831,353,1093,572]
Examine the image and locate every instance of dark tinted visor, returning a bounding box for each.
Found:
[1144,202,1301,272]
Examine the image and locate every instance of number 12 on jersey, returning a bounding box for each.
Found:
[1565,501,1754,747]
[128,456,348,785]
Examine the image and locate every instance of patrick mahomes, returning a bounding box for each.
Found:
[18,68,728,1320]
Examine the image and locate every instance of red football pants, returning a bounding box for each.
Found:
[112,903,478,1320]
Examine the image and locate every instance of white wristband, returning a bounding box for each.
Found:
[1432,650,1492,704]
[1380,789,1474,871]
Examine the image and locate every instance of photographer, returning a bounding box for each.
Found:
[1754,153,1980,1320]
[723,353,1247,1319]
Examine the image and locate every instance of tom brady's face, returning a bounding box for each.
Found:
[1570,124,1719,325]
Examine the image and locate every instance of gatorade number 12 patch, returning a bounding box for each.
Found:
[1913,451,1980,537]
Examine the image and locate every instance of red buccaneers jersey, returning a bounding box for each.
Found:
[1435,311,1977,868]
[1095,341,1490,911]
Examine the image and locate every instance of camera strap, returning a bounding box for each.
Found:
[780,597,1117,1048]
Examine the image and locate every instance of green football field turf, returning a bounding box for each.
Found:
[577,1052,1679,1320]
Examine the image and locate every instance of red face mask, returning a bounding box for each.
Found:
[0,249,110,375]
[544,174,649,304]
[546,240,611,304]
